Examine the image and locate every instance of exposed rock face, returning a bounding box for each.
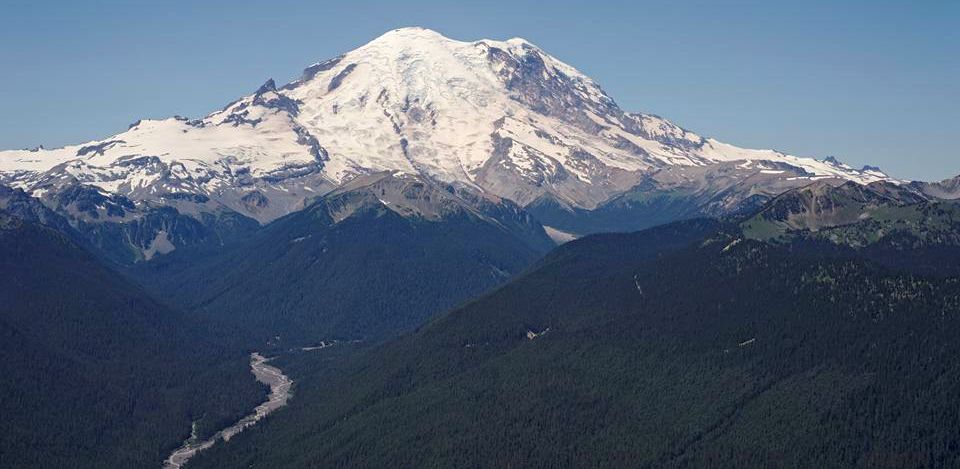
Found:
[314,171,553,252]
[917,175,960,200]
[738,179,960,247]
[751,180,926,231]
[527,162,877,235]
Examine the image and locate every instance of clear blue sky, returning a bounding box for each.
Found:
[1,0,957,181]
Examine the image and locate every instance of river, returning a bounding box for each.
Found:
[161,352,292,469]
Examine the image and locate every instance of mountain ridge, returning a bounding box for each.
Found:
[0,28,891,233]
[129,171,554,345]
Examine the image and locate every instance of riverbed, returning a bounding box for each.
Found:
[161,352,292,469]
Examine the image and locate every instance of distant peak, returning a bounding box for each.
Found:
[505,37,534,47]
[387,26,440,34]
[256,78,277,95]
[822,155,842,165]
[369,27,449,43]
[359,28,551,62]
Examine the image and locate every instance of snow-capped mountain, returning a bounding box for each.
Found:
[0,27,889,228]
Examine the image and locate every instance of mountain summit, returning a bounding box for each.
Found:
[0,27,889,230]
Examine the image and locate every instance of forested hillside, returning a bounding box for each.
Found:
[131,176,554,346]
[0,211,263,468]
[189,218,960,469]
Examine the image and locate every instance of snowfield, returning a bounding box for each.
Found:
[0,27,891,223]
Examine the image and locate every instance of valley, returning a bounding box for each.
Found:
[163,353,292,469]
[0,20,957,469]
[184,216,960,469]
